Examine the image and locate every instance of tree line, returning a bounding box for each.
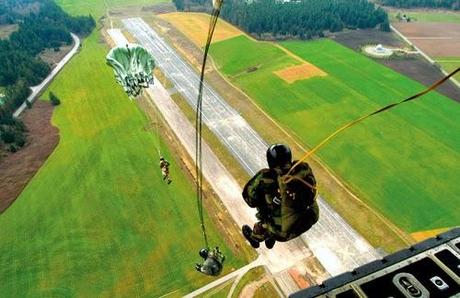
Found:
[0,0,95,153]
[173,0,390,40]
[379,0,460,10]
[0,0,95,116]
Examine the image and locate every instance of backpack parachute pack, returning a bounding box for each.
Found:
[243,161,318,242]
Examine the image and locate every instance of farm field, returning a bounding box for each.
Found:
[0,2,245,297]
[436,57,460,81]
[159,12,242,47]
[393,22,460,57]
[207,34,460,233]
[56,0,165,16]
[389,10,460,23]
[332,29,460,102]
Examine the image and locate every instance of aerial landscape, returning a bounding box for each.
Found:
[0,0,459,297]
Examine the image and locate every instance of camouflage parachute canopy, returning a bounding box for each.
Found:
[106,44,155,98]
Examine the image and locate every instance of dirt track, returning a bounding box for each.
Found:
[0,101,59,213]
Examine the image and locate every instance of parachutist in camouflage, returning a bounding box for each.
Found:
[242,144,319,249]
[195,247,225,276]
[159,156,172,185]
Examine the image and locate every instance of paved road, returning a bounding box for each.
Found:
[122,17,381,276]
[183,257,265,298]
[13,33,81,117]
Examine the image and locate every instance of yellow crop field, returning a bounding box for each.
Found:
[159,12,242,47]
[274,63,327,84]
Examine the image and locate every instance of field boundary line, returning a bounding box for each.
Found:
[227,267,247,298]
[184,257,264,298]
[436,60,460,62]
[391,24,460,88]
[272,43,328,76]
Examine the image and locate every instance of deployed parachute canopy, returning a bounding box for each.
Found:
[106,44,155,98]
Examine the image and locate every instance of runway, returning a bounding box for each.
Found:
[121,17,381,277]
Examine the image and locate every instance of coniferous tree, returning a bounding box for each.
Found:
[174,0,390,40]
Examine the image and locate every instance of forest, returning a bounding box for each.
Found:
[0,0,94,115]
[173,0,390,40]
[379,0,460,10]
[0,0,94,152]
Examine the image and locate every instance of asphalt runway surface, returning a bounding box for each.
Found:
[121,18,382,277]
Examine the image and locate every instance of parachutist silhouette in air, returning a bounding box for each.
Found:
[242,144,319,249]
[195,247,225,276]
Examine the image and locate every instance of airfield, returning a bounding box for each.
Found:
[153,12,459,236]
[108,17,382,293]
[1,1,459,297]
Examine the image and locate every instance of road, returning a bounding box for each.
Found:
[122,17,381,276]
[183,257,265,298]
[13,33,81,117]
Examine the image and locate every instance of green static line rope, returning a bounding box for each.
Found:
[195,1,224,249]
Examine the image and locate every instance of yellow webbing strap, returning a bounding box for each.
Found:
[284,67,460,183]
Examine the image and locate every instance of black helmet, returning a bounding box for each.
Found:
[199,248,209,259]
[266,144,292,169]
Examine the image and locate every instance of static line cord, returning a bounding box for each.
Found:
[154,119,162,157]
[284,67,460,183]
[195,1,224,249]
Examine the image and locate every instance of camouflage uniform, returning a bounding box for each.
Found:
[242,161,319,243]
[159,157,172,184]
[196,247,225,276]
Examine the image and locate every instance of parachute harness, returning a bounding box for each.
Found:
[283,67,460,184]
[195,0,224,249]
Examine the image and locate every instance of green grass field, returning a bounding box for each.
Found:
[436,57,460,81]
[0,1,245,297]
[389,10,460,23]
[210,35,460,233]
[56,0,162,17]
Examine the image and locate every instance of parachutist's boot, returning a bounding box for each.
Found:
[265,238,276,249]
[195,263,202,272]
[242,225,260,248]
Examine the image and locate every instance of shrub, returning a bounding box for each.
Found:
[51,98,61,106]
[1,131,15,144]
[49,92,61,106]
[8,144,17,153]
